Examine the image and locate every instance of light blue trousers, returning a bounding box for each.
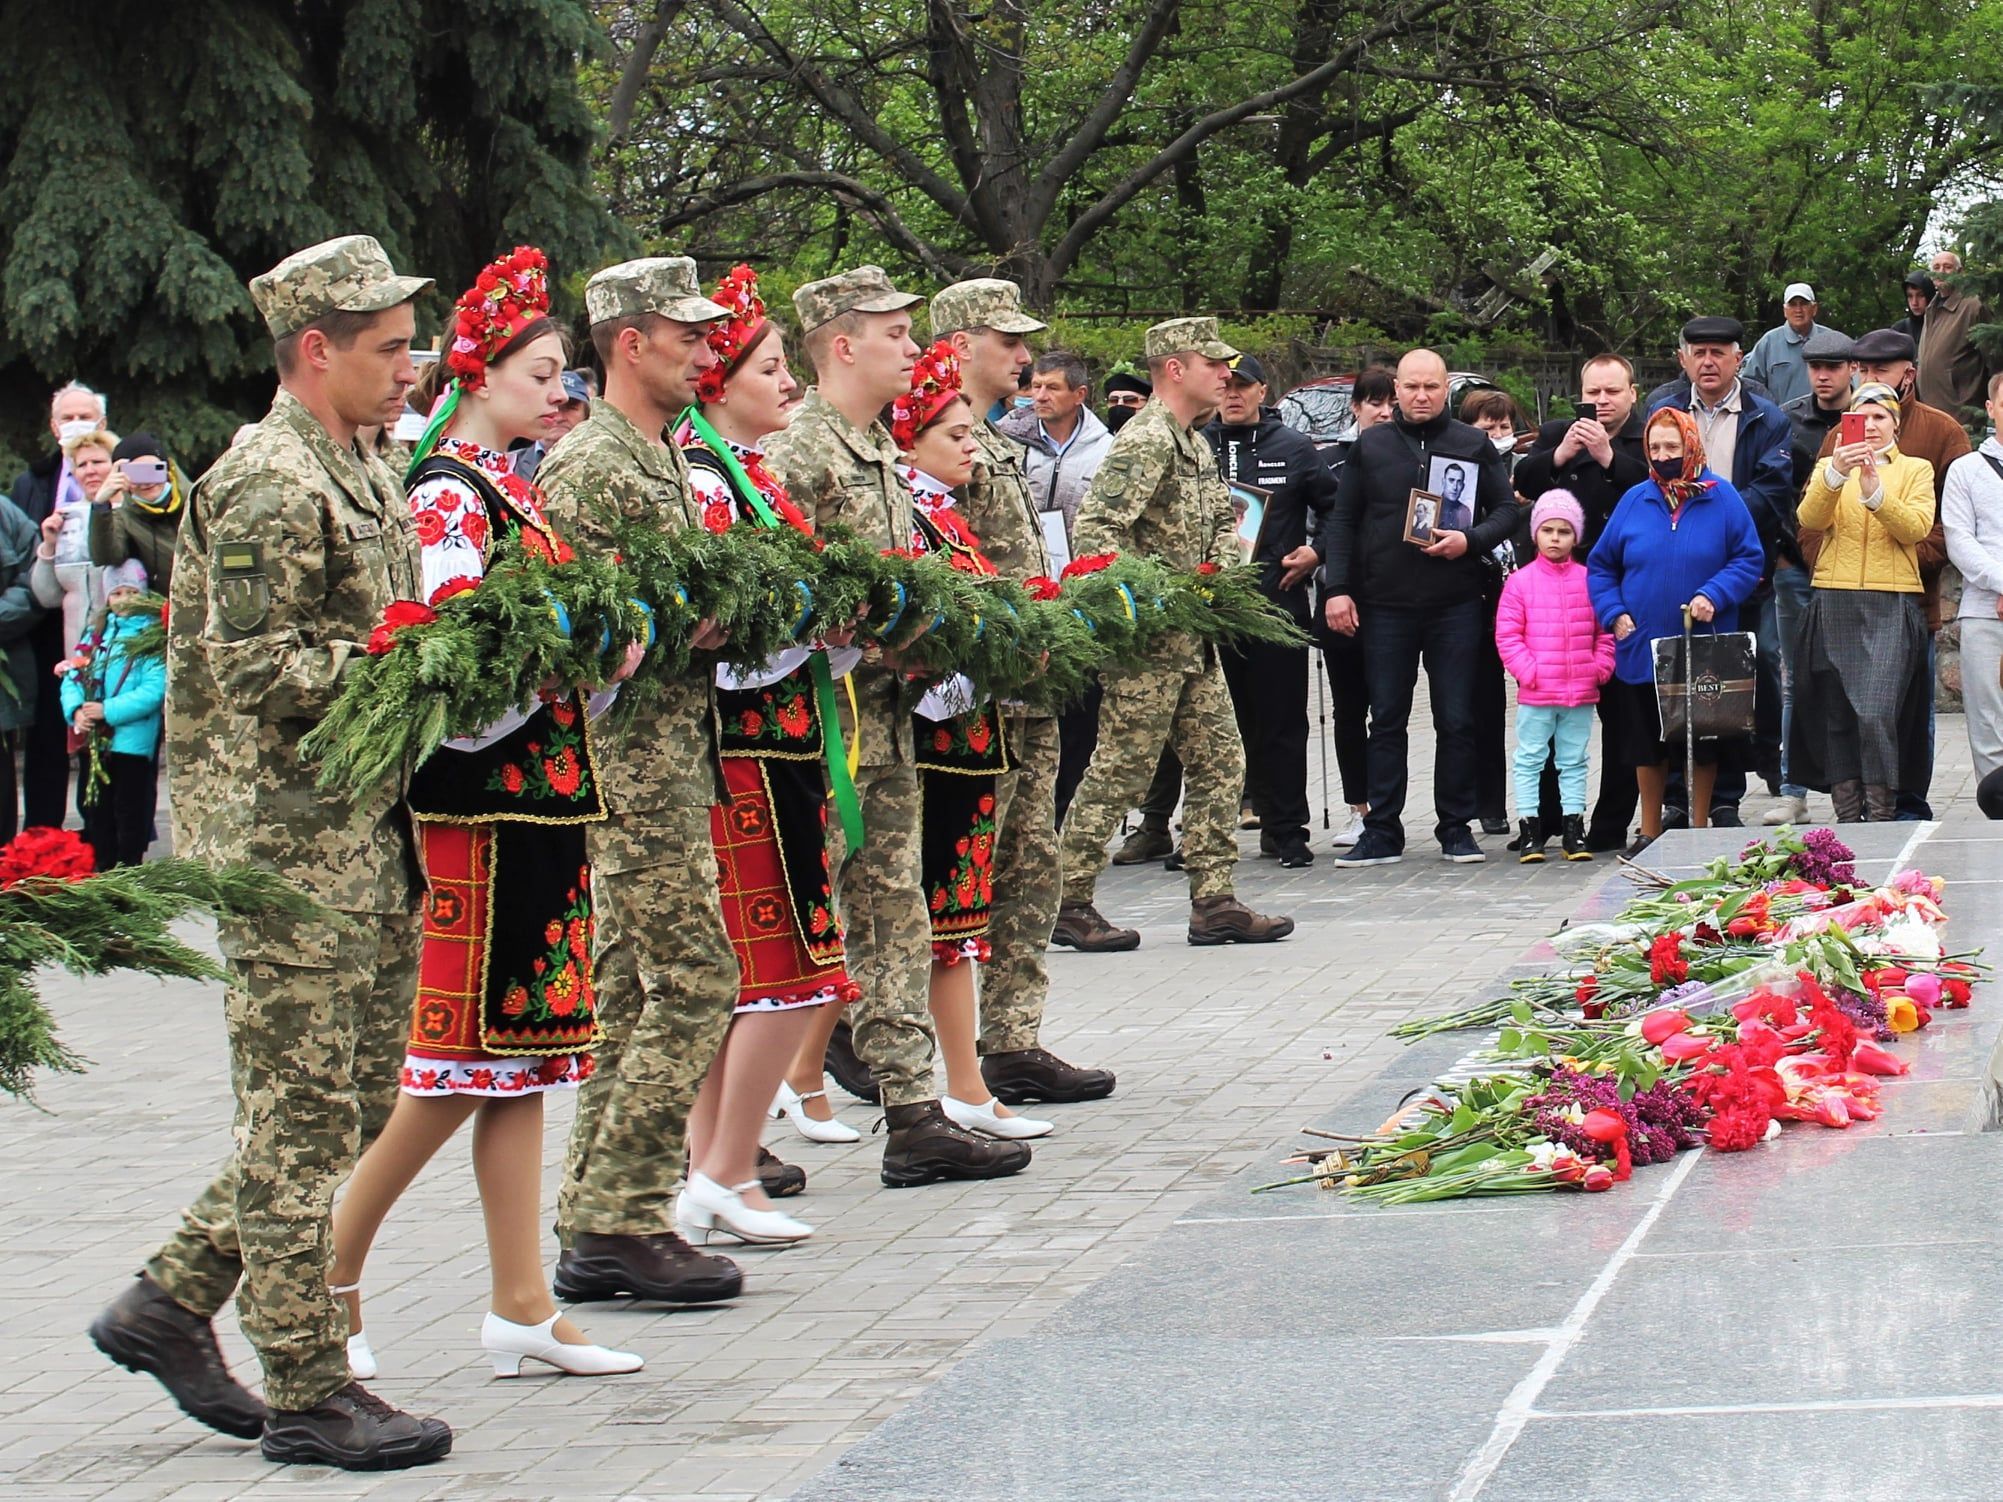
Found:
[1514,703,1594,817]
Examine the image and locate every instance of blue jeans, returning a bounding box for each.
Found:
[1361,598,1483,848]
[1514,704,1593,816]
[1763,563,1811,799]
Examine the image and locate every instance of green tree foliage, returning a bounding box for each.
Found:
[0,0,621,478]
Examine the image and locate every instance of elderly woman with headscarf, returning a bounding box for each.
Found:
[1788,382,1935,821]
[1587,406,1765,848]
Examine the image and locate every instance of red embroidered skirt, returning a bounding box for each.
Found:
[713,758,857,1012]
[402,821,596,1097]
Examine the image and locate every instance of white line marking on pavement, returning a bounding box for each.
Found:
[1447,1146,1705,1501]
[1888,820,1937,876]
[1529,1392,2003,1420]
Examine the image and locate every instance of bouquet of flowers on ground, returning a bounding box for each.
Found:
[1267,830,1981,1202]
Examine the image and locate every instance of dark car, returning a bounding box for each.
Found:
[1276,370,1500,450]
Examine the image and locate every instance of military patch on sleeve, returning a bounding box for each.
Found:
[214,540,271,638]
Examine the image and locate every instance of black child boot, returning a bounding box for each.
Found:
[1562,813,1593,862]
[1516,818,1547,864]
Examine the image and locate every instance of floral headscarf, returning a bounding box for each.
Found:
[1644,407,1713,509]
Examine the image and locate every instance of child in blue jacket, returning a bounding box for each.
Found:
[61,559,164,868]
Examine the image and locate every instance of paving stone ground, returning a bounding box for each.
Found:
[0,697,1984,1501]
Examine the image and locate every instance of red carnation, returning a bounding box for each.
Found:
[1061,552,1119,578]
[1025,575,1062,601]
[1648,933,1689,985]
[0,827,96,886]
[1197,561,1220,576]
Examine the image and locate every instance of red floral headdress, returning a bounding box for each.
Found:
[890,340,964,451]
[695,264,769,405]
[446,246,551,389]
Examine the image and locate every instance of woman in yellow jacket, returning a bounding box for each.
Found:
[1789,383,1936,821]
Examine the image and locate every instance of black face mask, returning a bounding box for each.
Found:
[1106,405,1139,432]
[1651,457,1685,483]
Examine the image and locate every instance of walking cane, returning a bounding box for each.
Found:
[1314,650,1330,830]
[1681,602,1697,821]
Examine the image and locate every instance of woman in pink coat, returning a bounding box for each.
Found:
[1495,490,1616,862]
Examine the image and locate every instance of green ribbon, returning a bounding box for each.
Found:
[404,378,463,484]
[682,406,865,849]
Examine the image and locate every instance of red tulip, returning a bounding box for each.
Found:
[1581,1164,1615,1192]
[1849,1039,1910,1077]
[1640,1009,1691,1045]
[1865,966,1908,993]
[1581,1109,1628,1143]
[1661,1031,1713,1062]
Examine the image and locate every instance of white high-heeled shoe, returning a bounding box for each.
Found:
[943,1095,1054,1140]
[481,1312,643,1378]
[676,1171,813,1245]
[330,1281,378,1379]
[771,1080,862,1144]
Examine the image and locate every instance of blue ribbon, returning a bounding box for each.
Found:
[631,599,657,649]
[878,580,910,639]
[788,580,814,639]
[543,591,572,641]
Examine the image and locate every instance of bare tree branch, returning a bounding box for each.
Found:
[608,0,689,145]
[655,170,973,280]
[1025,0,1183,225]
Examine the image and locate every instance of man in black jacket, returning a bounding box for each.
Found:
[8,379,107,830]
[1512,353,1649,849]
[1317,349,1519,865]
[1123,356,1336,867]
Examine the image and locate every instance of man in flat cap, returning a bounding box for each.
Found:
[536,257,753,1304]
[1054,316,1294,949]
[90,234,451,1470]
[765,266,1033,1187]
[1802,326,1969,818]
[1646,315,1796,826]
[930,277,1116,1107]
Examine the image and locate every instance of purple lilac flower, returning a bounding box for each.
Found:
[1832,984,1893,1042]
[1791,828,1857,887]
[1658,980,1711,1011]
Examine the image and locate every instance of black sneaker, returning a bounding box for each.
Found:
[1710,805,1743,828]
[1479,815,1511,836]
[1661,804,1689,831]
[1332,831,1402,868]
[1440,826,1486,863]
[1274,836,1313,868]
[90,1274,267,1440]
[260,1382,451,1471]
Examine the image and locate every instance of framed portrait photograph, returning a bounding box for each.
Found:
[1229,480,1272,562]
[1404,488,1442,546]
[1428,455,1478,533]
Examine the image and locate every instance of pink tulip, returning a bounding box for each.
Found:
[1641,1009,1693,1045]
[1814,1094,1852,1128]
[1906,973,1942,1008]
[1581,1164,1615,1192]
[1849,1039,1910,1077]
[1660,1032,1713,1062]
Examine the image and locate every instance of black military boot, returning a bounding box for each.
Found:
[823,1016,881,1103]
[756,1145,807,1198]
[553,1232,742,1304]
[90,1273,267,1439]
[1516,818,1547,864]
[879,1101,1032,1187]
[260,1382,452,1470]
[981,1047,1117,1104]
[1562,814,1593,861]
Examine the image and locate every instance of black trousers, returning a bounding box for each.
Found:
[1054,678,1104,828]
[1318,633,1369,807]
[81,750,157,869]
[1361,599,1483,848]
[21,633,68,829]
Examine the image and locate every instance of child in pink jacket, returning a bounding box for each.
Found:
[1495,490,1615,862]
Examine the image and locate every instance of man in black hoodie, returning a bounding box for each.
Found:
[1316,349,1519,865]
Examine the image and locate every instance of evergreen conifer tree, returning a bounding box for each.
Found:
[0,1,620,475]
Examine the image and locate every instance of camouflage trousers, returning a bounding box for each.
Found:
[832,756,938,1108]
[980,712,1060,1054]
[559,806,738,1238]
[145,908,420,1412]
[1059,660,1246,904]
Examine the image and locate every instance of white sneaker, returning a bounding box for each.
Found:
[1761,796,1807,826]
[1333,811,1367,848]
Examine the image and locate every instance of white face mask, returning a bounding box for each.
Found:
[1492,432,1515,453]
[57,418,99,446]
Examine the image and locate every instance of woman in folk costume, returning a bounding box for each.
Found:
[330,247,644,1379]
[672,265,863,1245]
[892,342,1052,1142]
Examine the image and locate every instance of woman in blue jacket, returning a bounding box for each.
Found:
[60,559,163,869]
[1587,407,1764,848]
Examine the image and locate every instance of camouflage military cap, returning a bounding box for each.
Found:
[249,235,433,340]
[585,257,730,326]
[930,278,1047,336]
[1144,316,1238,362]
[794,266,921,333]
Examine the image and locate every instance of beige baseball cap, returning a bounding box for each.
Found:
[249,235,433,340]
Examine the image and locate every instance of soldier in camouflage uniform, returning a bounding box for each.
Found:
[764,266,1030,1186]
[929,278,1117,1106]
[1052,317,1296,950]
[88,235,453,1471]
[534,259,749,1305]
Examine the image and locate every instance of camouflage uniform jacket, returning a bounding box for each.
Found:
[763,389,915,765]
[957,419,1055,721]
[1071,396,1237,673]
[535,401,724,812]
[167,388,422,913]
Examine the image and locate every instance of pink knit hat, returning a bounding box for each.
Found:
[1529,489,1585,541]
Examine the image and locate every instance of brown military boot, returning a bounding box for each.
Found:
[90,1273,267,1439]
[1050,900,1141,952]
[1187,895,1295,946]
[1110,826,1173,865]
[879,1101,1032,1187]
